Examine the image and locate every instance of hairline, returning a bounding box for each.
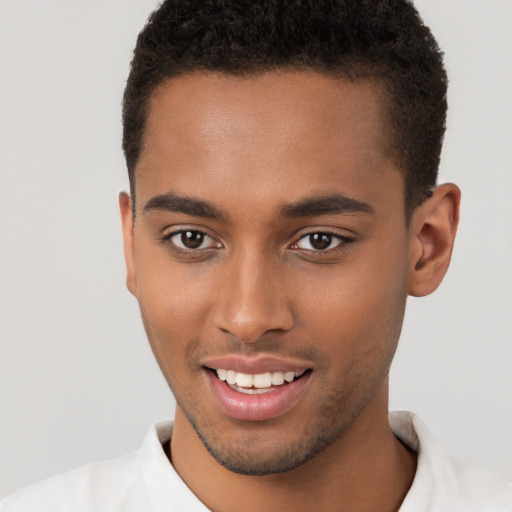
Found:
[129,66,414,220]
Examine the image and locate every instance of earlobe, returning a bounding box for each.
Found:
[408,183,461,297]
[119,191,138,297]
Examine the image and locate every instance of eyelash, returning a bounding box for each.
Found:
[159,229,221,256]
[290,232,353,254]
[159,229,354,257]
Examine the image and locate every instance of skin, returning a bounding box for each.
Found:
[120,71,460,512]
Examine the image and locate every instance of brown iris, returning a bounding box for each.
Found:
[309,233,333,250]
[181,231,204,249]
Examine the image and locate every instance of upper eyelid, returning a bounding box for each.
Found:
[289,230,355,255]
[293,232,349,246]
[159,230,222,256]
[160,227,353,248]
[298,230,349,239]
[162,225,218,240]
[167,229,217,241]
[293,229,354,243]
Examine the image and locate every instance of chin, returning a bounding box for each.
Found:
[184,405,353,476]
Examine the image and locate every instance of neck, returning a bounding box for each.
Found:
[170,381,416,512]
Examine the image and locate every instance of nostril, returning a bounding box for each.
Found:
[214,307,294,344]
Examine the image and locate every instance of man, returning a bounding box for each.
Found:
[2,0,511,510]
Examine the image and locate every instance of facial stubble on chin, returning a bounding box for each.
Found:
[163,317,401,476]
[174,370,386,477]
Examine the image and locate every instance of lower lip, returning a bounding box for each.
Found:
[206,370,311,421]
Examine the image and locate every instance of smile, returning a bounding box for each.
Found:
[215,368,307,394]
[204,360,312,421]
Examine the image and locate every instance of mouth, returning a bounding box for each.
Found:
[210,367,309,395]
[202,359,312,421]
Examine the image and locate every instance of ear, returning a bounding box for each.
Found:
[408,183,461,297]
[119,191,138,297]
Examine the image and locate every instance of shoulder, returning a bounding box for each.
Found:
[391,411,512,512]
[0,422,179,512]
[0,449,143,512]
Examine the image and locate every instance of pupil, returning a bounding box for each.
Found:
[310,233,331,250]
[181,231,204,249]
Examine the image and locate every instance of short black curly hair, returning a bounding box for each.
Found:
[123,0,447,216]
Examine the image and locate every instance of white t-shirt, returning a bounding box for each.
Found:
[1,411,511,511]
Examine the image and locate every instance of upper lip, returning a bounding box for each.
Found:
[202,355,311,374]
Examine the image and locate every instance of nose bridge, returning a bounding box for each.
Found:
[214,244,294,342]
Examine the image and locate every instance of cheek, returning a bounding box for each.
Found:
[133,245,216,365]
[296,249,409,361]
[138,274,208,333]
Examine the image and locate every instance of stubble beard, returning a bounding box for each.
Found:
[164,307,403,476]
[175,380,380,476]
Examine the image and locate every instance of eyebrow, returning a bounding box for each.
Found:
[144,192,226,220]
[280,194,374,217]
[143,191,374,221]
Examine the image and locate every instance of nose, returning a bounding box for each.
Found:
[213,249,294,343]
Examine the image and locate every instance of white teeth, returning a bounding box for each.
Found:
[235,385,275,395]
[236,372,253,388]
[271,372,285,385]
[214,368,307,389]
[253,372,272,388]
[226,370,237,385]
[284,371,295,383]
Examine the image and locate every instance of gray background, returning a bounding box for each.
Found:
[1,0,511,497]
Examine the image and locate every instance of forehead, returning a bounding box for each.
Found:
[136,71,402,217]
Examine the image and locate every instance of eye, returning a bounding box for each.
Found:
[292,232,348,252]
[167,230,221,250]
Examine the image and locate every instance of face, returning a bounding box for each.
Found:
[123,71,411,475]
